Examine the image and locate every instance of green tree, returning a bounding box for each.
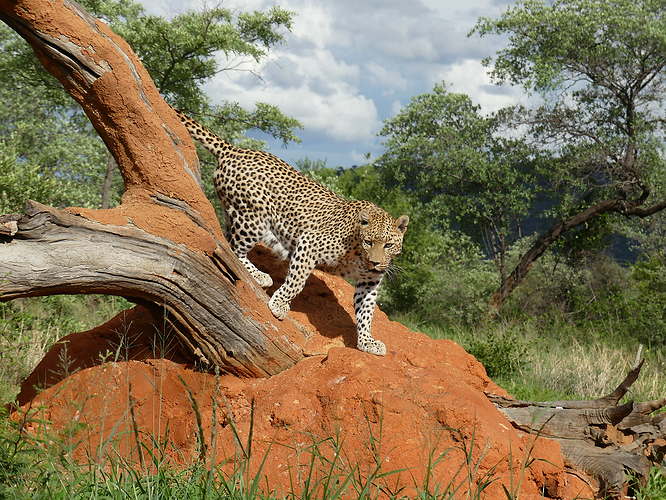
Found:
[0,142,59,214]
[86,0,300,145]
[470,0,666,310]
[298,159,496,324]
[0,0,301,211]
[85,0,301,209]
[0,24,111,209]
[87,0,293,110]
[376,82,536,310]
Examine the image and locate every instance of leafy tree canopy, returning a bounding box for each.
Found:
[376,82,536,286]
[472,0,666,219]
[85,0,301,146]
[474,0,666,95]
[462,0,666,310]
[0,23,110,210]
[0,0,301,212]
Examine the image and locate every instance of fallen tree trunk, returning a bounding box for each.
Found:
[489,346,665,497]
[0,201,304,376]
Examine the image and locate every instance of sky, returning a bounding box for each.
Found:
[144,0,523,168]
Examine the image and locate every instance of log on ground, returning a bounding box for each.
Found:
[489,346,665,497]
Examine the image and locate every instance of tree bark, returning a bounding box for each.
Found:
[1,201,304,376]
[488,195,666,312]
[0,0,308,375]
[490,347,665,497]
[101,154,116,210]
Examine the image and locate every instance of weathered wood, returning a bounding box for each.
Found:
[0,214,19,236]
[557,439,651,494]
[0,201,304,377]
[490,401,634,440]
[490,346,665,497]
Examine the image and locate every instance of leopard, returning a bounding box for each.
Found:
[173,109,409,356]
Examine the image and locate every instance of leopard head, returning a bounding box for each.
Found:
[358,209,409,273]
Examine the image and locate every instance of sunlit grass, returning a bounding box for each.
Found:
[403,315,666,405]
[1,364,543,500]
[0,295,131,405]
[2,291,665,498]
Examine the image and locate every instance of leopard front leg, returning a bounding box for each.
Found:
[268,234,316,320]
[354,278,386,356]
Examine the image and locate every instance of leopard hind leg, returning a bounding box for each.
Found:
[268,232,317,319]
[224,207,274,288]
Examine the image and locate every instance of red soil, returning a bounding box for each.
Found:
[15,248,595,499]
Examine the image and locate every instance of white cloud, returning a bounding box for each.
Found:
[364,62,408,96]
[204,49,380,144]
[139,0,525,166]
[285,1,338,50]
[281,87,379,144]
[438,59,521,114]
[391,100,403,116]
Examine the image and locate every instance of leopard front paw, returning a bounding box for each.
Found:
[358,338,386,356]
[268,295,290,320]
[252,270,273,288]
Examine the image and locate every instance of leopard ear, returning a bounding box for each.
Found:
[395,215,409,235]
[359,210,370,226]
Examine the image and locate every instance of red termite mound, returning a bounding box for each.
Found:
[15,247,595,500]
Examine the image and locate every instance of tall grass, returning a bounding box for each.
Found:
[392,251,666,404]
[0,389,542,499]
[407,317,666,404]
[0,340,550,500]
[0,295,131,404]
[2,250,665,497]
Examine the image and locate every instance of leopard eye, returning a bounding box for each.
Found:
[384,243,394,249]
[364,239,372,246]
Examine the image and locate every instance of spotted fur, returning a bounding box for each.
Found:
[174,109,409,356]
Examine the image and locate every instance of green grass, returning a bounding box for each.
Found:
[0,295,552,499]
[393,306,666,499]
[396,314,666,404]
[0,366,542,500]
[2,271,666,498]
[0,295,131,403]
[635,467,666,500]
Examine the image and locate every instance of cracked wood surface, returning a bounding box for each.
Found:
[490,347,664,497]
[0,201,304,377]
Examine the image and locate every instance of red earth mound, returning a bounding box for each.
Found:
[14,247,594,499]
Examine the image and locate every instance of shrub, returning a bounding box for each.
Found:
[463,325,530,380]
